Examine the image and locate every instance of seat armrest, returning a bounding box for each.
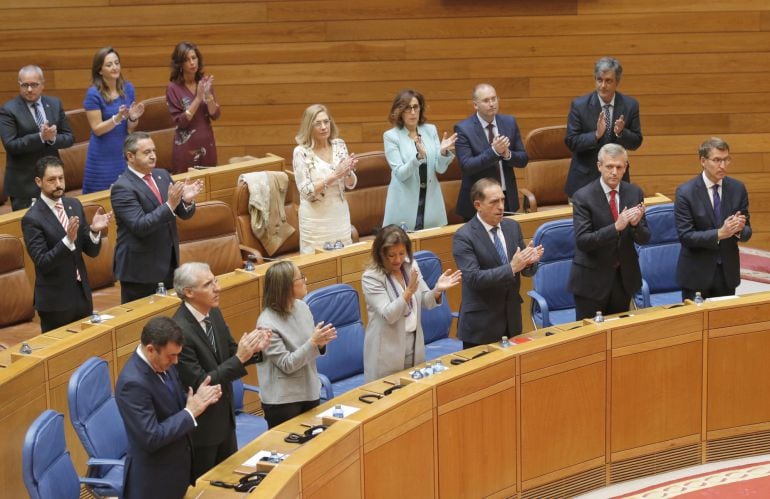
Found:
[350,225,360,243]
[318,373,333,401]
[518,188,537,213]
[527,290,551,327]
[80,477,118,488]
[640,278,651,308]
[239,245,264,265]
[87,457,124,467]
[242,383,261,394]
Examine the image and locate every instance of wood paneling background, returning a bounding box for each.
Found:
[1,0,769,245]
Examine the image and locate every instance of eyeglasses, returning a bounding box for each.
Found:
[294,274,307,283]
[707,156,731,166]
[19,82,41,90]
[312,119,331,128]
[403,104,420,113]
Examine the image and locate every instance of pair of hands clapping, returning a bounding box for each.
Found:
[596,111,626,139]
[511,241,545,274]
[329,154,358,183]
[116,102,145,123]
[414,132,458,159]
[614,203,645,231]
[167,178,204,209]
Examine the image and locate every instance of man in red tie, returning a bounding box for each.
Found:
[21,156,112,331]
[568,143,650,320]
[111,131,204,303]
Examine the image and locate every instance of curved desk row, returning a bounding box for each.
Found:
[0,193,672,497]
[189,293,770,498]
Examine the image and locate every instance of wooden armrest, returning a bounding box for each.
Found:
[518,188,537,213]
[350,224,360,243]
[239,244,264,265]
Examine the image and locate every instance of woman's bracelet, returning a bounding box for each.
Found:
[128,116,138,123]
[111,114,121,125]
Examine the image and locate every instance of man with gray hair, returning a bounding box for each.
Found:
[0,65,74,210]
[172,261,271,479]
[675,137,751,300]
[565,57,643,198]
[568,143,649,320]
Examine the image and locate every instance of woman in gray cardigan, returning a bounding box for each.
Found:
[257,261,337,428]
[362,225,461,381]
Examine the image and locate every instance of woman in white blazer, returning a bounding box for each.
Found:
[362,225,461,381]
[257,261,337,428]
[382,89,457,231]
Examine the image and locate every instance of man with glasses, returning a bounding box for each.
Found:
[172,262,271,479]
[0,65,74,211]
[675,137,751,300]
[454,83,528,221]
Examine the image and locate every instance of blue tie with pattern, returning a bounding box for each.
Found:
[491,227,508,265]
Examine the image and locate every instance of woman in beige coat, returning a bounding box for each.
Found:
[362,225,461,381]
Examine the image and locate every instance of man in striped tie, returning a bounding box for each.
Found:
[21,156,112,331]
[0,65,74,211]
[172,262,272,479]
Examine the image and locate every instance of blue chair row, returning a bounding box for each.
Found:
[528,203,682,328]
[306,250,462,399]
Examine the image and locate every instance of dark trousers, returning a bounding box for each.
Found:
[120,262,175,304]
[10,196,33,211]
[38,283,92,332]
[463,341,480,350]
[574,268,631,320]
[682,264,734,301]
[262,399,320,429]
[192,430,238,480]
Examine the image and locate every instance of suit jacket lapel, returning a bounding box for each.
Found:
[472,216,503,264]
[36,198,67,238]
[694,176,719,226]
[471,115,490,145]
[182,305,219,360]
[135,354,184,412]
[128,169,164,207]
[501,220,518,260]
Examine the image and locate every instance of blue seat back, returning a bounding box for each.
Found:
[23,410,82,499]
[232,378,246,413]
[67,357,128,461]
[637,204,681,293]
[305,284,365,383]
[414,250,453,343]
[532,219,576,311]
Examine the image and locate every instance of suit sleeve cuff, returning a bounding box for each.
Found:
[184,408,198,427]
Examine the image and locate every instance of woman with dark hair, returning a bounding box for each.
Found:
[362,225,461,381]
[293,103,357,253]
[166,41,221,173]
[83,46,144,193]
[256,261,337,428]
[382,89,457,230]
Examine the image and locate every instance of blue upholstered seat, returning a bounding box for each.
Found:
[413,250,462,358]
[634,203,683,308]
[305,283,366,398]
[528,218,577,327]
[231,378,269,448]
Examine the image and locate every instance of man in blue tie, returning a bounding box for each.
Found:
[674,137,751,300]
[116,316,223,499]
[0,65,74,211]
[453,178,543,348]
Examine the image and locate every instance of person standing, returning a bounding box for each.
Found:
[568,144,649,320]
[115,316,222,499]
[173,262,271,479]
[452,178,542,348]
[111,132,203,304]
[454,83,528,220]
[0,65,74,211]
[565,57,642,198]
[83,47,144,193]
[675,137,751,300]
[21,156,111,332]
[166,42,221,173]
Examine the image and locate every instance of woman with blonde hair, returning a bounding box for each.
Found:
[292,104,358,253]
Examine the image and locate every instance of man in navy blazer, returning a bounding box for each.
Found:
[21,156,111,332]
[675,137,751,300]
[453,178,543,347]
[568,144,650,320]
[111,131,203,303]
[116,316,222,499]
[0,65,74,211]
[564,57,643,197]
[173,262,270,479]
[454,84,528,220]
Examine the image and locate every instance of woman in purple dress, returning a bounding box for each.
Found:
[166,42,221,173]
[83,46,144,193]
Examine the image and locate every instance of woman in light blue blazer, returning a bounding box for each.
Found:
[382,89,457,230]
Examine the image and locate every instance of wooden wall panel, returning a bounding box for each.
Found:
[1,1,769,245]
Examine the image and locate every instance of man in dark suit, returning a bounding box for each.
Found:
[111,131,203,303]
[21,156,111,332]
[454,83,528,220]
[453,178,543,348]
[0,65,74,211]
[568,144,650,320]
[173,262,271,479]
[675,137,751,300]
[115,316,222,499]
[564,57,643,198]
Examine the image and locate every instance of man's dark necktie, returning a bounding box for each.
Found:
[203,316,217,353]
[490,227,508,265]
[31,102,45,129]
[603,104,612,140]
[712,184,721,224]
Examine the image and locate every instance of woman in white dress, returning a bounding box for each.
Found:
[292,104,358,254]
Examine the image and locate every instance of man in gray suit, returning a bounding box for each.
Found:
[452,178,543,348]
[173,262,270,479]
[0,65,74,210]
